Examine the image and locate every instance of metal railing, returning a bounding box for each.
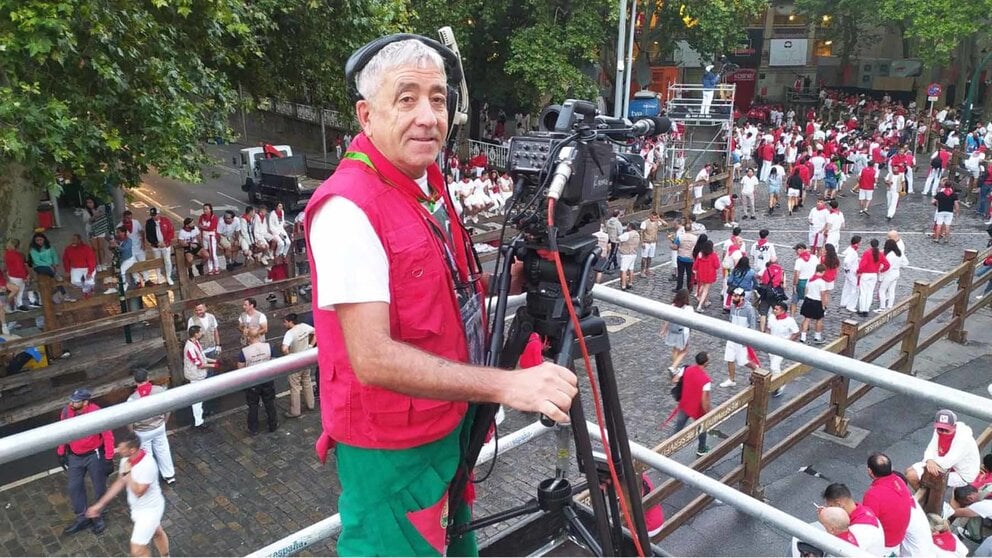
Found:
[257,97,357,131]
[2,286,989,556]
[466,139,509,170]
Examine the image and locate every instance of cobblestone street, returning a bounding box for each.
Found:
[1,169,990,556]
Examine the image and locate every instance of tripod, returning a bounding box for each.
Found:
[449,234,652,556]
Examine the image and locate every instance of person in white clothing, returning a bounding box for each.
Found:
[117,211,149,284]
[182,325,216,428]
[766,301,799,397]
[950,485,992,557]
[86,430,169,557]
[840,236,862,312]
[810,151,827,192]
[927,514,969,558]
[739,168,759,219]
[692,165,711,214]
[884,172,901,220]
[906,409,980,489]
[266,202,291,258]
[900,497,937,557]
[877,239,908,311]
[823,201,845,249]
[821,483,887,557]
[126,369,175,485]
[217,210,246,270]
[750,229,776,276]
[187,303,221,358]
[251,205,274,265]
[807,199,830,250]
[281,313,316,418]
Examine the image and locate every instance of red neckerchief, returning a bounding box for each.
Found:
[811,273,824,282]
[136,382,153,398]
[829,208,840,214]
[276,209,284,220]
[836,530,858,546]
[851,243,860,252]
[756,239,768,247]
[937,430,954,456]
[798,251,811,262]
[933,531,956,551]
[775,312,789,320]
[941,187,953,197]
[128,449,147,466]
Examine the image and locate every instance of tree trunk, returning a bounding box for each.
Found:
[0,163,45,248]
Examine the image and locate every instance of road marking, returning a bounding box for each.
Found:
[131,201,148,208]
[190,205,238,216]
[130,186,184,222]
[216,191,246,206]
[904,265,945,274]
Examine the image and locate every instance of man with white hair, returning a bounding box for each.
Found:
[304,36,577,555]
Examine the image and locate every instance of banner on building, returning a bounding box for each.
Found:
[769,39,808,67]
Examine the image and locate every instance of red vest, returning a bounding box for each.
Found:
[305,133,480,452]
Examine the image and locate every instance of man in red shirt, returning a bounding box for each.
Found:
[673,352,713,456]
[57,388,116,535]
[862,452,913,554]
[63,233,97,297]
[858,164,878,215]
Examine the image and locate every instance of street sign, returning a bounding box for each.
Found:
[927,83,942,98]
[928,96,939,102]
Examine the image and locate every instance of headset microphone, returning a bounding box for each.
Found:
[438,26,470,129]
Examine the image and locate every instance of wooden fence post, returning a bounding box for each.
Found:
[37,275,63,358]
[156,292,183,387]
[826,320,861,438]
[899,281,930,374]
[740,367,771,498]
[948,249,978,343]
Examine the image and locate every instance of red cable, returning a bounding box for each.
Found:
[546,198,647,557]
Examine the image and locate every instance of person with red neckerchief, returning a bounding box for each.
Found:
[58,388,116,536]
[197,202,221,275]
[126,368,175,485]
[87,429,169,557]
[304,36,576,555]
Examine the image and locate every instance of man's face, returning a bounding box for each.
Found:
[242,300,251,313]
[70,400,86,411]
[116,443,137,459]
[195,304,206,318]
[357,64,449,178]
[224,215,233,224]
[732,294,743,305]
[935,424,955,436]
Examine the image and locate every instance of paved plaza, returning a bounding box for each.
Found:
[1,172,991,556]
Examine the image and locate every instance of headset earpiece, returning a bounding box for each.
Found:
[345,33,462,105]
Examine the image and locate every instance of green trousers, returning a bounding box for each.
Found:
[335,420,477,557]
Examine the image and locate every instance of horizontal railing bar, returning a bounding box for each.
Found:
[588,423,870,558]
[592,286,992,423]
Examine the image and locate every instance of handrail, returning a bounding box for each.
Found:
[587,423,870,558]
[591,285,992,422]
[0,349,317,465]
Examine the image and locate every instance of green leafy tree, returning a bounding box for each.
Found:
[633,0,767,67]
[876,0,992,65]
[0,0,258,244]
[238,0,412,112]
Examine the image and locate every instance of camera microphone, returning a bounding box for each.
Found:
[630,116,673,137]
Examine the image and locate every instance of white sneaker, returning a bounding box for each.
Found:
[723,223,734,228]
[103,288,117,295]
[719,379,737,388]
[977,294,985,300]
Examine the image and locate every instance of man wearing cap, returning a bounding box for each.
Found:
[57,388,115,535]
[906,410,981,490]
[701,64,717,116]
[721,287,758,388]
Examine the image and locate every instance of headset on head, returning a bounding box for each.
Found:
[345,33,464,139]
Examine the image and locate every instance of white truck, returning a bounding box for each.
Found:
[236,145,333,211]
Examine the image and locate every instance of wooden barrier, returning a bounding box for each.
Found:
[639,246,992,543]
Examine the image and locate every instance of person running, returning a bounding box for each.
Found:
[85,430,169,558]
[671,351,713,456]
[692,240,721,311]
[932,180,960,244]
[800,264,830,344]
[658,289,695,375]
[856,239,890,317]
[877,239,909,312]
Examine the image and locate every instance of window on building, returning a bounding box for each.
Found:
[814,39,833,57]
[773,12,807,26]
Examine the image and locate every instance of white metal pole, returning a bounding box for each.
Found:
[614,0,629,118]
[622,0,638,118]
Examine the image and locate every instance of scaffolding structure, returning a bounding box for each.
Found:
[654,83,736,219]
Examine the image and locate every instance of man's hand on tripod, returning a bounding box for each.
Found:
[499,363,577,423]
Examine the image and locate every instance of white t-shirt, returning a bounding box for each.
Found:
[714,195,733,210]
[695,168,710,183]
[282,323,315,353]
[767,315,799,339]
[238,310,267,331]
[217,218,243,240]
[811,155,827,178]
[804,277,827,301]
[125,455,164,514]
[310,175,433,309]
[808,207,829,231]
[968,499,992,518]
[900,500,936,557]
[740,175,759,196]
[825,211,845,238]
[794,254,820,280]
[178,227,200,245]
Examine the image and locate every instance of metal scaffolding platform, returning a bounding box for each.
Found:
[652,83,736,218]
